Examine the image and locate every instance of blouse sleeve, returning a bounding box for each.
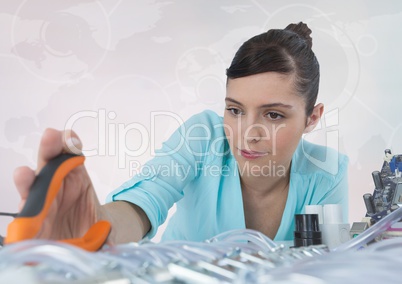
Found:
[106,111,216,238]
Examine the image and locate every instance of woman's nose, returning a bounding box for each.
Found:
[243,121,269,144]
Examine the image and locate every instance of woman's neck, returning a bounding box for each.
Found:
[239,163,291,197]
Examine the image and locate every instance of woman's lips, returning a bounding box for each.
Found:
[239,149,268,160]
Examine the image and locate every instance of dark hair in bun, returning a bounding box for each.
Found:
[226,22,319,116]
[285,22,313,49]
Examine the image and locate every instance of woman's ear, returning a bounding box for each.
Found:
[304,103,324,133]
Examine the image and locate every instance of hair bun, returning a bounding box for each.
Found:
[285,22,313,49]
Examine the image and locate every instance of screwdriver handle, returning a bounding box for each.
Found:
[5,154,111,251]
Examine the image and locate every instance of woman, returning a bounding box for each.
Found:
[13,22,348,244]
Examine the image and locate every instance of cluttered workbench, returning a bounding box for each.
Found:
[1,149,402,283]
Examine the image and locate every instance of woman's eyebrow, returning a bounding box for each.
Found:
[225,97,243,106]
[225,97,294,109]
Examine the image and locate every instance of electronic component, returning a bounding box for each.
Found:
[363,193,375,215]
[294,214,322,247]
[349,222,369,238]
[362,149,402,224]
[305,204,350,249]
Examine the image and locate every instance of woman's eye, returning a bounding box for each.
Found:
[266,112,283,120]
[226,108,243,116]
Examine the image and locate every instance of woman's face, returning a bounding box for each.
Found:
[223,72,319,178]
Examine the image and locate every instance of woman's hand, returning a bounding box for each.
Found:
[12,128,150,245]
[13,128,103,240]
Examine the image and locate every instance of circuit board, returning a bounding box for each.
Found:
[364,150,402,223]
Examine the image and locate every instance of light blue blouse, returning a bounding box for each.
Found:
[106,110,349,241]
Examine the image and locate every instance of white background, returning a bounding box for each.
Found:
[1,0,402,241]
